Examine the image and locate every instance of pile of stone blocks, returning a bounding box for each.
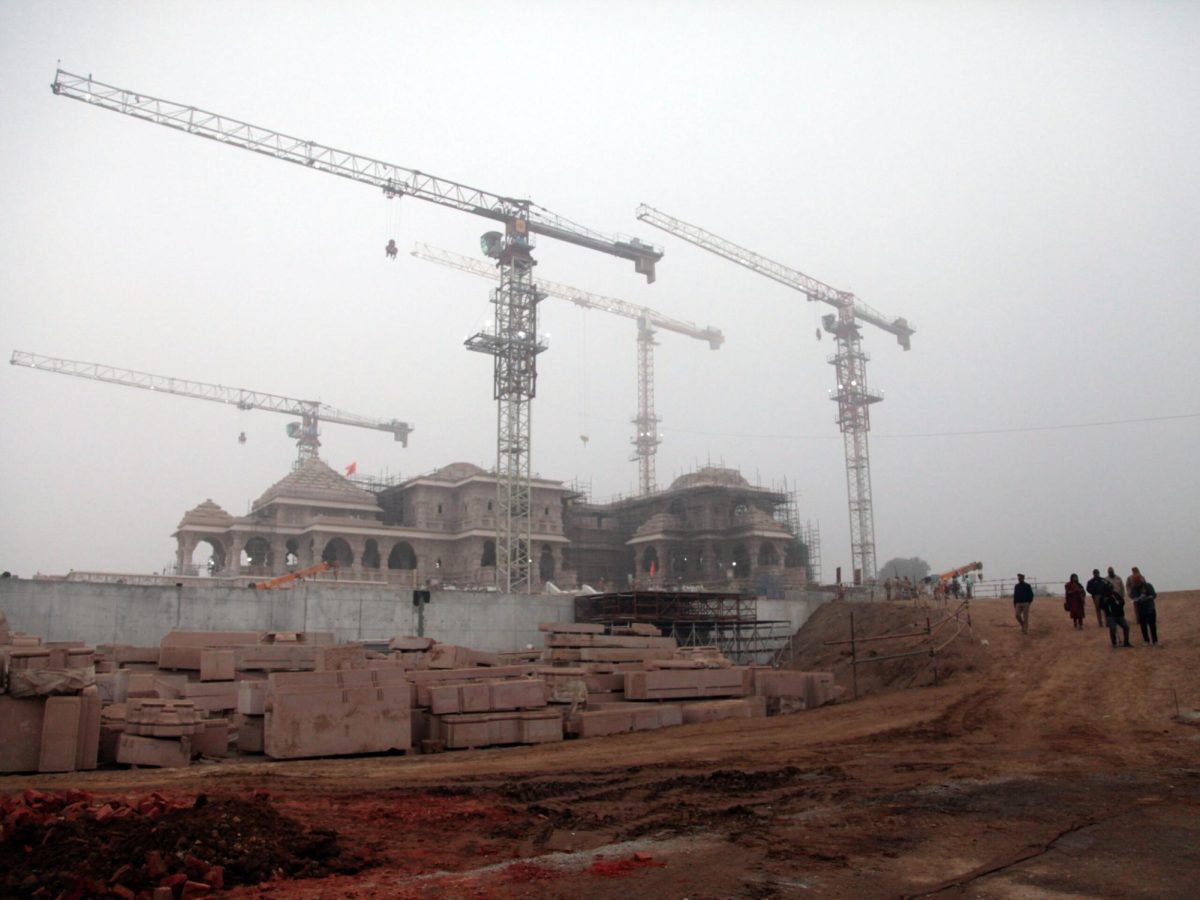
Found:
[0,616,102,774]
[536,620,843,738]
[116,699,202,768]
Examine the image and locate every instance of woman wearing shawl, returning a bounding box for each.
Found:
[1064,573,1087,629]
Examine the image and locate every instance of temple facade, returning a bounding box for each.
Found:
[174,461,806,593]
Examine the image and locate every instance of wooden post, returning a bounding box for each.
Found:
[850,610,859,700]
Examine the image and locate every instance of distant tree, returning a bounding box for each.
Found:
[877,556,932,582]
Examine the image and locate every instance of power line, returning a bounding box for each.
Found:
[571,411,1200,442]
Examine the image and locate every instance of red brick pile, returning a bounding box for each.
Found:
[0,789,367,897]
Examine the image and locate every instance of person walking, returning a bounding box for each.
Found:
[1085,569,1108,627]
[1098,579,1132,648]
[1013,573,1034,634]
[1064,574,1087,629]
[1129,569,1160,645]
[1106,566,1126,605]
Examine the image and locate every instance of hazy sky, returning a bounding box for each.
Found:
[2,2,1197,589]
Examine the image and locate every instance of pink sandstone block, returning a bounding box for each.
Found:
[235,714,264,753]
[38,695,82,773]
[125,672,160,698]
[489,678,548,711]
[680,697,767,725]
[75,686,101,771]
[519,709,564,744]
[117,733,192,768]
[0,695,46,773]
[315,644,368,672]
[545,634,676,649]
[192,720,229,758]
[234,644,318,672]
[624,668,750,700]
[389,635,434,651]
[427,644,501,669]
[238,681,267,715]
[199,649,236,682]
[613,623,662,637]
[263,681,411,759]
[538,621,606,634]
[439,713,491,749]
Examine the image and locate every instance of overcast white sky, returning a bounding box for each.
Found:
[1,1,1197,589]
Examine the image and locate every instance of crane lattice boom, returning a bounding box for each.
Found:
[51,70,663,280]
[635,204,911,349]
[411,244,722,348]
[10,350,412,460]
[635,204,915,582]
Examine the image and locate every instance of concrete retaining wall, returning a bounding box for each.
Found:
[0,580,575,652]
[0,580,829,652]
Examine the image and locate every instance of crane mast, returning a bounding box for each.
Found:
[636,204,914,582]
[51,69,664,593]
[411,244,724,494]
[10,350,412,462]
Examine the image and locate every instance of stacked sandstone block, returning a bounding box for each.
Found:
[0,614,102,774]
[263,668,412,759]
[404,663,561,751]
[117,699,202,768]
[536,621,843,739]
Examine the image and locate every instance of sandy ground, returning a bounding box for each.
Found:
[4,591,1199,898]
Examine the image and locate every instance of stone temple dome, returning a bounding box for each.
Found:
[668,466,750,491]
[177,499,233,529]
[252,458,380,512]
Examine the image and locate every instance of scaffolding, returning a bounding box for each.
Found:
[574,590,794,665]
[802,520,823,586]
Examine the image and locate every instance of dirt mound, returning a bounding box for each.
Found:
[786,598,987,697]
[0,789,369,898]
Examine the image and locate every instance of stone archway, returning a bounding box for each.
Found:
[190,538,227,576]
[244,537,271,568]
[642,546,659,574]
[388,542,417,570]
[322,537,354,568]
[539,545,555,582]
[481,540,496,568]
[731,542,751,577]
[362,539,381,569]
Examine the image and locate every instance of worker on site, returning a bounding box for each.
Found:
[1128,568,1160,645]
[1085,569,1108,628]
[1097,577,1132,648]
[1012,573,1034,635]
[1063,573,1087,630]
[1106,566,1126,606]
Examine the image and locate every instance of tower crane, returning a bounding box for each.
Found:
[10,350,412,462]
[635,204,914,582]
[411,243,724,495]
[50,69,663,593]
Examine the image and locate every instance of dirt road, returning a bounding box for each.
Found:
[4,592,1198,898]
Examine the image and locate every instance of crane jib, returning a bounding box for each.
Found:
[51,69,663,282]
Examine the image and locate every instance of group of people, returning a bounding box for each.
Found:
[1015,567,1161,647]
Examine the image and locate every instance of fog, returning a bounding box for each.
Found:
[2,2,1197,589]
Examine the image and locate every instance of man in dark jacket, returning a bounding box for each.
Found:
[1085,569,1108,628]
[1013,573,1034,634]
[1130,574,1159,645]
[1098,579,1132,648]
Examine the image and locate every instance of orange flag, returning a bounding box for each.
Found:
[345,461,357,476]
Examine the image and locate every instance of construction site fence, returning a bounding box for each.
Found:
[824,599,974,698]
